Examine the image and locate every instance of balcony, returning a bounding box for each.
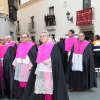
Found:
[16,26,21,35]
[45,18,56,31]
[9,6,17,21]
[28,22,36,33]
[45,25,56,31]
[8,0,18,10]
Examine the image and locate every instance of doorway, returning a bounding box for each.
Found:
[10,31,14,40]
[31,36,35,42]
[83,31,94,40]
[50,34,55,39]
[17,37,20,42]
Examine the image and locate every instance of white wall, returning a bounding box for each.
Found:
[91,0,100,35]
[0,17,16,40]
[5,19,16,40]
[0,18,6,36]
[20,0,30,5]
[17,0,100,41]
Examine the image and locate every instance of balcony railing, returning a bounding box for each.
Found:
[28,22,36,33]
[16,26,21,34]
[45,26,56,31]
[8,0,18,10]
[16,26,20,31]
[45,17,56,31]
[9,6,17,21]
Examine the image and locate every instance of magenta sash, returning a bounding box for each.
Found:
[65,38,77,51]
[36,42,54,62]
[16,42,34,59]
[74,40,89,54]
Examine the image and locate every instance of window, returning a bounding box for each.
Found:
[31,16,34,29]
[17,37,20,42]
[14,0,18,8]
[51,34,55,39]
[19,0,21,5]
[31,36,35,42]
[49,6,54,15]
[17,21,20,31]
[17,0,21,6]
[10,32,14,40]
[83,0,91,9]
[49,34,55,39]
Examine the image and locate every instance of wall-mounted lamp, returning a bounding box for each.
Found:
[66,11,73,23]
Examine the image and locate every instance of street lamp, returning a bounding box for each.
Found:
[66,11,73,23]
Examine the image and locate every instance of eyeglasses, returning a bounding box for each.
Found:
[40,35,47,38]
[79,36,84,37]
[21,37,27,38]
[0,39,5,41]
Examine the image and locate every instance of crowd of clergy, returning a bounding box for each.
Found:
[0,30,99,100]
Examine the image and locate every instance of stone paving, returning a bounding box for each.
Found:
[1,78,100,100]
[68,78,100,100]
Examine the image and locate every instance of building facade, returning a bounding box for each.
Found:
[0,0,18,40]
[16,0,100,42]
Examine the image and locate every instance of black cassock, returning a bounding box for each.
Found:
[22,44,69,100]
[65,43,97,91]
[0,46,15,98]
[57,39,68,74]
[93,44,100,68]
[12,43,17,57]
[12,45,37,98]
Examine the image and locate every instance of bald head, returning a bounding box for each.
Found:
[6,35,12,43]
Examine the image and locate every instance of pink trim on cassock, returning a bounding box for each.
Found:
[20,82,27,88]
[10,41,15,47]
[45,94,53,100]
[36,42,54,62]
[65,37,77,51]
[44,72,52,89]
[0,59,5,89]
[74,40,90,54]
[0,44,11,58]
[16,42,34,59]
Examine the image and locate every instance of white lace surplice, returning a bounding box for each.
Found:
[34,58,53,94]
[72,53,83,72]
[0,58,3,66]
[12,55,33,82]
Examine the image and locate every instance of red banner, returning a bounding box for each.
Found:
[76,8,93,26]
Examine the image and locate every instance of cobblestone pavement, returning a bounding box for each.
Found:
[1,78,100,100]
[68,78,100,100]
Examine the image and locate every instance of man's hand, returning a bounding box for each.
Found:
[72,62,73,66]
[42,61,48,65]
[13,66,16,69]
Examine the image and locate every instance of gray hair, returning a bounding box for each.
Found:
[41,31,49,36]
[0,36,6,39]
[79,32,85,36]
[22,33,30,37]
[6,35,12,38]
[6,35,12,39]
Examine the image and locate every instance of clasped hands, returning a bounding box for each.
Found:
[42,61,48,65]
